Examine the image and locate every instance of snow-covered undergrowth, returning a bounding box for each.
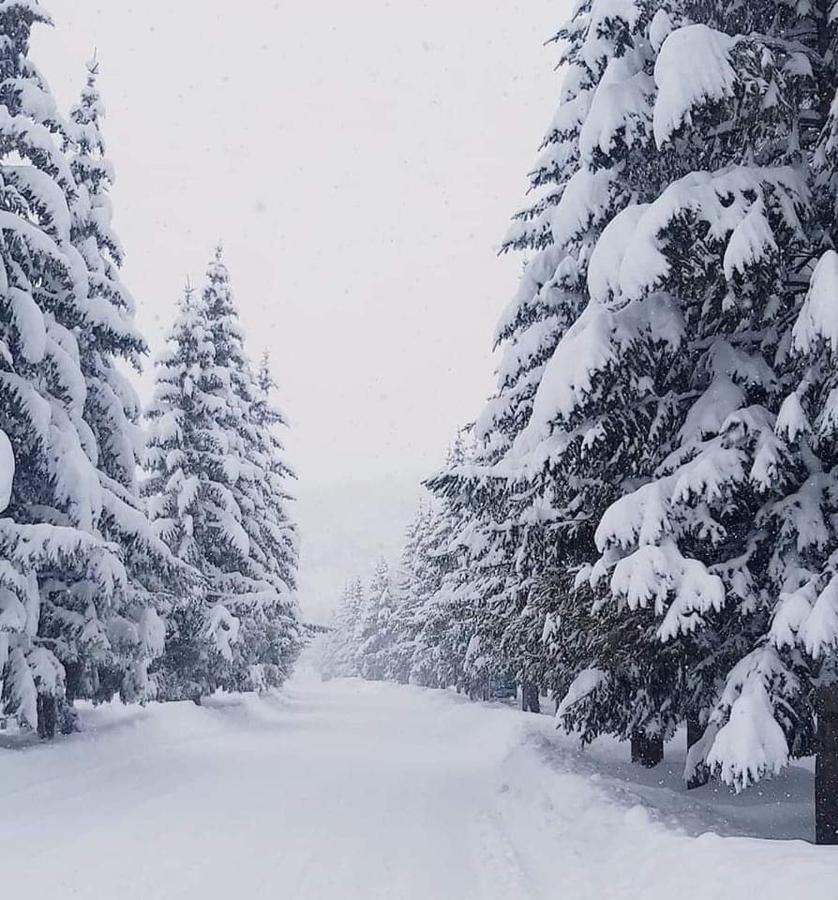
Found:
[2,677,836,899]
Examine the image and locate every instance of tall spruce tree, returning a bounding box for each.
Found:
[499,0,833,791]
[580,0,826,780]
[64,56,180,709]
[234,350,302,690]
[387,501,432,684]
[426,0,666,728]
[507,0,697,764]
[321,578,364,680]
[0,5,167,736]
[685,0,838,837]
[357,560,396,682]
[146,251,301,699]
[413,435,474,691]
[321,582,354,680]
[145,282,220,700]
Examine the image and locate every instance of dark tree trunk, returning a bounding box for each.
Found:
[522,680,541,714]
[631,731,664,768]
[647,736,663,767]
[686,716,709,789]
[64,662,83,705]
[816,684,838,845]
[37,694,57,740]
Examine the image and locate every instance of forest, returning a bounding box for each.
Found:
[3,1,838,895]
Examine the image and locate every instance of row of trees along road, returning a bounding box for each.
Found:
[0,3,303,739]
[324,0,838,845]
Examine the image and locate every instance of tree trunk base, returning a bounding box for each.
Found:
[631,731,664,768]
[522,680,541,714]
[686,717,709,789]
[36,694,57,740]
[816,685,838,844]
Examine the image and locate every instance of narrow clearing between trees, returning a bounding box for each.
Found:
[2,675,836,899]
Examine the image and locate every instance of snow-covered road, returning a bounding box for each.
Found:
[2,676,837,899]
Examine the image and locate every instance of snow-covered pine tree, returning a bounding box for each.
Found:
[147,252,302,699]
[587,0,826,780]
[195,249,281,693]
[675,2,838,836]
[0,4,165,737]
[387,501,432,684]
[320,582,352,680]
[321,578,364,679]
[504,0,827,783]
[234,350,302,691]
[144,282,220,701]
[63,55,181,708]
[428,0,668,727]
[507,0,702,764]
[412,435,475,691]
[772,7,838,840]
[356,560,397,682]
[324,578,368,680]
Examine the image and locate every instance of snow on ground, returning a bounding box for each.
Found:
[2,674,837,899]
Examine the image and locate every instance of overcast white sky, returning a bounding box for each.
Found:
[33,0,562,620]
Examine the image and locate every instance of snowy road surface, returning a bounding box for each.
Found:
[2,676,837,899]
